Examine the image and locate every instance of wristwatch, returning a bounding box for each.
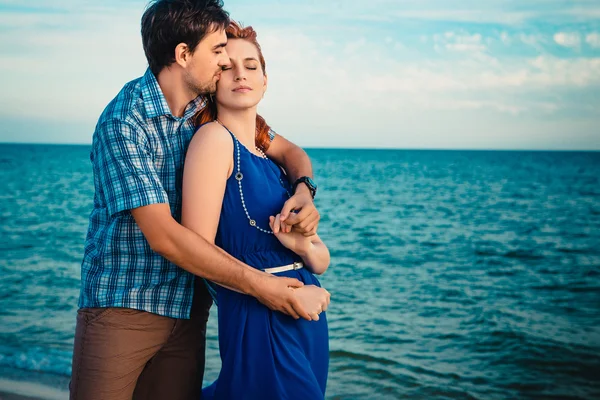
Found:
[292,176,317,199]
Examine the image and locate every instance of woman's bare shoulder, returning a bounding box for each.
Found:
[188,121,233,155]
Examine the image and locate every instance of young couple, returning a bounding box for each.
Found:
[70,1,331,399]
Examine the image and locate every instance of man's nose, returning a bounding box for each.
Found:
[218,51,229,67]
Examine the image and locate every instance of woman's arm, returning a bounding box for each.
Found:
[182,123,252,295]
[269,214,331,275]
[296,235,330,275]
[181,122,232,245]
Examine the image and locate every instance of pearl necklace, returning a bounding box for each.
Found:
[216,119,267,158]
[215,120,290,234]
[254,145,267,159]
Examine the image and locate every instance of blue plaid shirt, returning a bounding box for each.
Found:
[79,68,275,319]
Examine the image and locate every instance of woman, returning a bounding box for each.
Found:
[182,21,330,399]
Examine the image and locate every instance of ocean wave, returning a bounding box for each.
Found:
[0,345,72,377]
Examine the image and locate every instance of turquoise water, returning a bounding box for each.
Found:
[1,144,599,399]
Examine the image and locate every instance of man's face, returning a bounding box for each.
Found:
[183,28,229,96]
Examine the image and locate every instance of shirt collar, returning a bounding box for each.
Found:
[141,68,207,121]
[141,68,171,119]
[183,95,207,121]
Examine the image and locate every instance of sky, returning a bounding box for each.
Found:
[0,0,599,150]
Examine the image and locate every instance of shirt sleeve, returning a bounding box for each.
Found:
[92,119,169,216]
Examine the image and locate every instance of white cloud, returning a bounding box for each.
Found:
[498,32,547,51]
[394,42,406,50]
[0,7,147,122]
[586,32,600,48]
[228,0,600,31]
[553,32,581,48]
[434,32,486,53]
[447,34,485,52]
[343,38,367,54]
[4,20,600,128]
[519,34,544,47]
[369,3,600,25]
[528,56,600,86]
[390,9,533,25]
[365,56,600,93]
[1,1,599,149]
[260,28,600,133]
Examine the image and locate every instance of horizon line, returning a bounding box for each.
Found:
[0,141,599,152]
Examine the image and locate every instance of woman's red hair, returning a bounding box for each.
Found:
[194,21,272,152]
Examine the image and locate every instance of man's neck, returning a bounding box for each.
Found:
[216,107,257,150]
[156,68,196,118]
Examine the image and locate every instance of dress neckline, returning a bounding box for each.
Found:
[214,120,268,161]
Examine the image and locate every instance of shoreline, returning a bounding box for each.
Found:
[0,391,45,400]
[0,378,68,400]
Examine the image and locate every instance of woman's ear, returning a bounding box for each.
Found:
[263,74,268,97]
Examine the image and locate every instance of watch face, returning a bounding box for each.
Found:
[306,177,317,190]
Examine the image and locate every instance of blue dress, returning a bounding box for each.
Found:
[202,127,329,400]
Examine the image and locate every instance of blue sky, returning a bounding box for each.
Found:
[0,0,599,149]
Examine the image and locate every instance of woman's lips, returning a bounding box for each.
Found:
[232,86,252,93]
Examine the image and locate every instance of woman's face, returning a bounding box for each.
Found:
[215,38,267,110]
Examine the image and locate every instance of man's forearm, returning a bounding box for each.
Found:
[153,217,262,296]
[132,203,309,319]
[280,145,313,182]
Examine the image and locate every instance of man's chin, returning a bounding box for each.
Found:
[197,82,217,97]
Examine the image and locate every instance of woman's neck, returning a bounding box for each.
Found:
[216,107,258,153]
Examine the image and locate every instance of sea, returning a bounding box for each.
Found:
[1,143,599,399]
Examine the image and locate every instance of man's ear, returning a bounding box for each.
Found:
[174,43,191,68]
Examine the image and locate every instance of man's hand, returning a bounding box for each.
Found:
[292,285,330,321]
[249,273,313,320]
[279,185,320,236]
[269,214,313,256]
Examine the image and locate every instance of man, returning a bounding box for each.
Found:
[69,1,329,399]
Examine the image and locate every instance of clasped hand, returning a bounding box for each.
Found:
[277,190,319,236]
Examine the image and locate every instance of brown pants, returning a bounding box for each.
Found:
[69,282,212,400]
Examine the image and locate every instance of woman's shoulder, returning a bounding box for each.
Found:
[184,121,234,178]
[188,121,233,154]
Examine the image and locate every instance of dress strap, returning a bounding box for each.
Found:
[214,119,238,142]
[213,119,241,172]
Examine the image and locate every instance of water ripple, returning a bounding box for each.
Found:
[1,146,600,399]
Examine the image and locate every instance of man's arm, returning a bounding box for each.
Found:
[266,134,314,183]
[131,204,310,320]
[265,134,320,235]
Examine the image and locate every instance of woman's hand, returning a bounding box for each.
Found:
[269,214,313,256]
[291,285,330,321]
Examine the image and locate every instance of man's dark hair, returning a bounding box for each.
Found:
[141,0,230,75]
